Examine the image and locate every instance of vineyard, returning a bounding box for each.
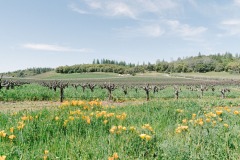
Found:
[1,72,240,159]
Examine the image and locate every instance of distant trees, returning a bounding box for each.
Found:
[155,52,240,73]
[5,68,53,77]
[55,52,240,75]
[55,64,140,75]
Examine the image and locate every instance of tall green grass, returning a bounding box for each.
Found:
[0,83,239,102]
[1,99,240,159]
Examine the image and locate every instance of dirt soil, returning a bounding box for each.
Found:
[0,101,61,113]
[0,100,146,113]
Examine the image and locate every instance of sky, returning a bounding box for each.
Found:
[1,0,240,72]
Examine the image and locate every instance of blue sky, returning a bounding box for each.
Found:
[1,0,240,72]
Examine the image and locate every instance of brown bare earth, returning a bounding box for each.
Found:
[0,101,61,113]
[0,100,146,113]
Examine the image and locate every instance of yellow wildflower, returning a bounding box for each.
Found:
[139,134,151,141]
[0,130,7,138]
[175,125,188,134]
[116,113,127,120]
[29,116,33,120]
[176,109,184,113]
[21,115,28,121]
[197,119,204,126]
[142,124,154,132]
[212,120,217,126]
[0,155,6,160]
[130,126,136,131]
[234,110,239,115]
[43,155,48,160]
[175,128,181,134]
[182,119,188,124]
[68,116,74,121]
[226,109,231,112]
[10,127,14,133]
[44,150,49,154]
[139,134,146,139]
[86,117,91,124]
[216,110,223,115]
[206,118,211,123]
[103,120,108,124]
[17,121,25,130]
[224,124,229,128]
[110,129,115,134]
[198,121,203,126]
[113,152,119,159]
[9,134,16,140]
[110,126,116,134]
[145,135,152,141]
[118,125,123,130]
[192,113,196,119]
[63,120,68,127]
[55,116,59,121]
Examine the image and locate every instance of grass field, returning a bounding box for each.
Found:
[1,98,240,159]
[1,72,240,159]
[30,71,120,80]
[172,71,240,80]
[4,71,220,85]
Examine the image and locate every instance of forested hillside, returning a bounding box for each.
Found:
[4,68,54,77]
[56,52,240,75]
[157,52,239,73]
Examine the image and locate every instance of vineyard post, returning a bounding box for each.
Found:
[135,86,138,93]
[175,90,179,100]
[211,85,215,95]
[153,86,158,94]
[58,82,68,103]
[143,84,151,101]
[60,87,64,102]
[221,89,225,99]
[173,85,180,100]
[88,84,96,92]
[81,83,88,93]
[5,81,10,90]
[200,85,204,98]
[122,85,128,96]
[220,88,230,99]
[103,83,116,101]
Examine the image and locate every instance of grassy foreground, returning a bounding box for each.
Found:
[1,99,240,159]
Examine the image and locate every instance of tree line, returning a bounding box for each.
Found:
[4,67,54,77]
[156,52,240,73]
[56,53,240,75]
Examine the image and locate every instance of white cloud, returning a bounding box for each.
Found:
[166,20,207,39]
[139,25,165,37]
[220,19,240,36]
[106,2,136,18]
[73,0,179,19]
[22,43,92,52]
[234,0,240,6]
[116,24,165,38]
[72,1,207,41]
[222,19,240,25]
[116,20,206,40]
[88,1,102,9]
[134,0,179,14]
[69,4,89,14]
